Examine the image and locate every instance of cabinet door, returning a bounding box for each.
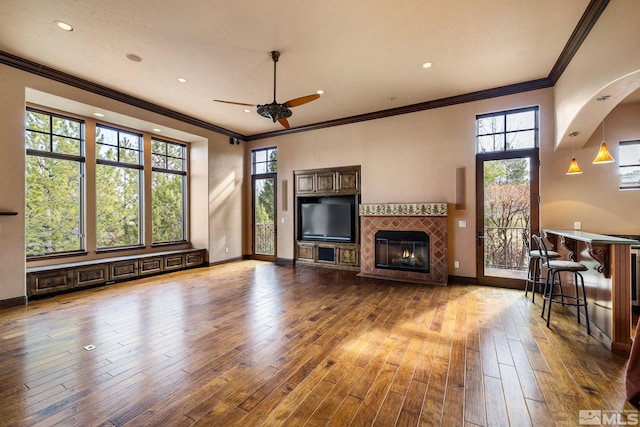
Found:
[164,254,186,271]
[316,172,336,193]
[338,245,359,266]
[297,243,315,261]
[28,269,74,296]
[337,170,359,193]
[110,260,138,281]
[75,265,109,288]
[140,257,164,276]
[186,250,205,267]
[296,173,316,194]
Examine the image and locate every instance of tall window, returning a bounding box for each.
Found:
[252,147,277,258]
[25,108,85,257]
[151,138,187,243]
[95,125,143,249]
[476,107,538,153]
[619,140,640,190]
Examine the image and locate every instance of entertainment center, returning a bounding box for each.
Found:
[294,165,361,270]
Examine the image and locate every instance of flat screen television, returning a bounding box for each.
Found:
[300,201,353,242]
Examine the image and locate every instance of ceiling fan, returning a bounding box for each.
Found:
[214,50,320,129]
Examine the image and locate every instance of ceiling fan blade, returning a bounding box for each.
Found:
[213,99,256,107]
[284,93,320,108]
[278,118,291,129]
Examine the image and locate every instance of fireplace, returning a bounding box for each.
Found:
[375,230,430,273]
[359,203,447,285]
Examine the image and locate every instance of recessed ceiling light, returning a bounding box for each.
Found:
[243,109,251,113]
[152,128,161,132]
[54,21,74,31]
[126,54,142,63]
[317,90,324,95]
[177,77,187,83]
[422,62,433,69]
[93,112,104,117]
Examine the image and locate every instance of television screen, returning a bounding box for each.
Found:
[300,202,352,242]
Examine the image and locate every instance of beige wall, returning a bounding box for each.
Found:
[0,64,244,301]
[542,101,640,233]
[248,88,558,278]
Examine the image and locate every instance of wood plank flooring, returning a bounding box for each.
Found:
[0,261,635,426]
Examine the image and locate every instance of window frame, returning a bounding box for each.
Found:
[25,107,87,259]
[476,106,539,154]
[151,137,188,245]
[619,139,640,190]
[252,146,278,175]
[95,124,144,251]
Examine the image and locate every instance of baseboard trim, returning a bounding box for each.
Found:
[447,275,477,285]
[275,258,294,267]
[209,256,244,266]
[0,296,27,310]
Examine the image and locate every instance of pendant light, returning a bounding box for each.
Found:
[593,95,615,164]
[566,131,582,175]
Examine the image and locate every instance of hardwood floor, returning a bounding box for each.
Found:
[0,261,635,426]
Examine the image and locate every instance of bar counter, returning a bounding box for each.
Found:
[543,229,638,352]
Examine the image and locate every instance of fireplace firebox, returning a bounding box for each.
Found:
[375,230,430,273]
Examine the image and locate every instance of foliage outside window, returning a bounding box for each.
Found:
[476,107,538,153]
[151,138,187,243]
[25,108,85,257]
[619,140,640,190]
[96,125,143,249]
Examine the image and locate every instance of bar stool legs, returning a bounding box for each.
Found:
[541,267,590,335]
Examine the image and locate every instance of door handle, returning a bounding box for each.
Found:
[477,232,485,246]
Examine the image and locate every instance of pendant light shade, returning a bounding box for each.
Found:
[567,157,583,175]
[566,131,582,175]
[593,142,615,164]
[593,96,615,164]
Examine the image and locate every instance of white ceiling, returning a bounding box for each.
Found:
[0,0,592,137]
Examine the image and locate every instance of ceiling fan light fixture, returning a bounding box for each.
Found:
[257,102,292,122]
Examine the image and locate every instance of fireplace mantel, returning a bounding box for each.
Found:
[359,202,448,286]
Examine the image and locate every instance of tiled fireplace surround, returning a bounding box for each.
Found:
[358,203,448,286]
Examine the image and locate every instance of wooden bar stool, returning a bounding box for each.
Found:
[522,231,559,303]
[532,235,590,334]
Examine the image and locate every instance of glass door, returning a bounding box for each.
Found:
[253,175,276,261]
[476,149,539,287]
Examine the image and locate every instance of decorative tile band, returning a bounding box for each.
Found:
[359,203,448,216]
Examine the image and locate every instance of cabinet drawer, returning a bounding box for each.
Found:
[164,254,185,270]
[186,251,204,267]
[28,269,74,296]
[75,265,109,288]
[139,257,164,275]
[110,260,138,281]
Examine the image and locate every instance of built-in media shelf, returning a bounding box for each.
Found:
[294,165,361,271]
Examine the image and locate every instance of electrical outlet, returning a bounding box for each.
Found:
[458,220,467,228]
[454,261,460,268]
[281,217,285,224]
[574,221,581,230]
[225,247,229,253]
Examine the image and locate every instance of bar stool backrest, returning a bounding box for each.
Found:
[522,230,532,256]
[532,234,550,263]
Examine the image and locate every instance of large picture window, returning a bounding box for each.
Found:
[25,109,85,257]
[95,125,143,249]
[151,138,187,243]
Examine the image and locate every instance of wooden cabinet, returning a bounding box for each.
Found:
[27,249,206,298]
[293,165,361,271]
[294,166,360,195]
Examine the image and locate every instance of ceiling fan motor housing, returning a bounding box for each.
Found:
[257,102,292,122]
